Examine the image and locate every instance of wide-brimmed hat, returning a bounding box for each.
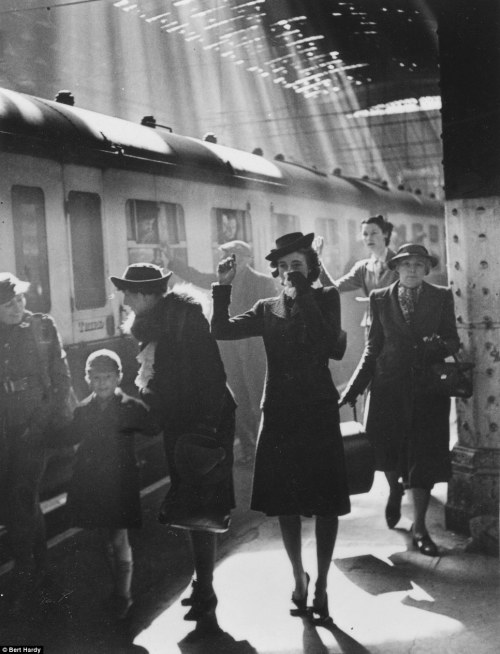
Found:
[110,263,172,292]
[388,243,438,270]
[0,273,30,305]
[265,232,315,261]
[174,433,227,485]
[218,240,252,257]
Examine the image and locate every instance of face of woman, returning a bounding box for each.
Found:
[361,224,386,254]
[397,256,428,288]
[277,251,310,286]
[0,294,26,325]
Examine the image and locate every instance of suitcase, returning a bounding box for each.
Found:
[340,406,375,495]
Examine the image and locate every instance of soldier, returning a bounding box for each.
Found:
[0,273,72,608]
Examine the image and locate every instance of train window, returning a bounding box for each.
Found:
[392,224,407,250]
[411,223,426,244]
[212,208,252,246]
[68,191,106,310]
[315,218,342,277]
[126,200,187,266]
[11,185,51,313]
[429,224,439,243]
[271,213,299,240]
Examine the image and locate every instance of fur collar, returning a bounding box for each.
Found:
[129,288,203,344]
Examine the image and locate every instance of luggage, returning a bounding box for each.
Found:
[340,407,375,495]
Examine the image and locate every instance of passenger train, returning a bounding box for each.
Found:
[0,87,445,506]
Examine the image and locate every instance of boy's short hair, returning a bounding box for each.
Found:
[85,348,123,383]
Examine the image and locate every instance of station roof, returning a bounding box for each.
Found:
[116,0,440,109]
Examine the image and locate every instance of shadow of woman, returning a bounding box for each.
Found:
[302,616,372,654]
[178,624,258,654]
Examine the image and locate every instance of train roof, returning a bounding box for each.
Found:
[0,87,441,216]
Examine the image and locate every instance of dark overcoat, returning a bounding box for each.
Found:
[66,389,159,529]
[212,284,351,517]
[167,259,278,447]
[343,280,460,487]
[131,291,236,513]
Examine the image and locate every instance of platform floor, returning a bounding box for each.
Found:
[0,465,498,654]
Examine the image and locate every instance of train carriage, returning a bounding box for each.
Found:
[0,86,445,505]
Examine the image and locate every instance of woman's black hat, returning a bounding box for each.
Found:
[388,243,438,270]
[110,263,172,291]
[265,232,315,261]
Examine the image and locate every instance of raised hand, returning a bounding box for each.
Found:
[313,235,324,257]
[217,254,237,285]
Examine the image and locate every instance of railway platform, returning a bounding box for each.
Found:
[0,462,498,653]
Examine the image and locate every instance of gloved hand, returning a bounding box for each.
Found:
[286,271,310,296]
[217,254,236,286]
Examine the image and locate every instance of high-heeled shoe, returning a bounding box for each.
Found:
[412,532,439,557]
[183,590,218,621]
[385,483,404,529]
[181,579,198,606]
[290,572,310,617]
[310,592,334,627]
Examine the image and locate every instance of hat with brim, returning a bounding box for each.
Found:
[218,240,252,257]
[174,433,227,485]
[265,232,315,261]
[388,243,438,270]
[110,263,172,291]
[0,273,30,305]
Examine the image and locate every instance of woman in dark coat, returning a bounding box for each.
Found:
[111,263,236,633]
[212,232,350,625]
[340,243,460,556]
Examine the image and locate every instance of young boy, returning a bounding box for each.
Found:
[65,349,160,619]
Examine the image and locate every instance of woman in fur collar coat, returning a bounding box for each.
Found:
[111,263,236,633]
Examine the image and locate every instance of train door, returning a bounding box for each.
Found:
[11,185,51,313]
[63,167,113,344]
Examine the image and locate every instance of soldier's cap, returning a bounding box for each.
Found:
[218,240,252,257]
[110,263,172,292]
[0,273,30,305]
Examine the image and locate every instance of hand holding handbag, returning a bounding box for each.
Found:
[422,337,474,399]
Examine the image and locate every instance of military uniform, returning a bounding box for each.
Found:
[0,311,71,571]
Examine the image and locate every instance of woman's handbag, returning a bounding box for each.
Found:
[157,432,232,533]
[340,406,375,495]
[158,488,231,533]
[423,338,474,399]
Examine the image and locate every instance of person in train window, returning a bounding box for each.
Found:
[137,216,159,244]
[212,232,350,625]
[317,215,398,332]
[110,263,236,634]
[219,213,239,243]
[0,273,72,610]
[166,240,278,465]
[340,244,460,556]
[62,349,160,620]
